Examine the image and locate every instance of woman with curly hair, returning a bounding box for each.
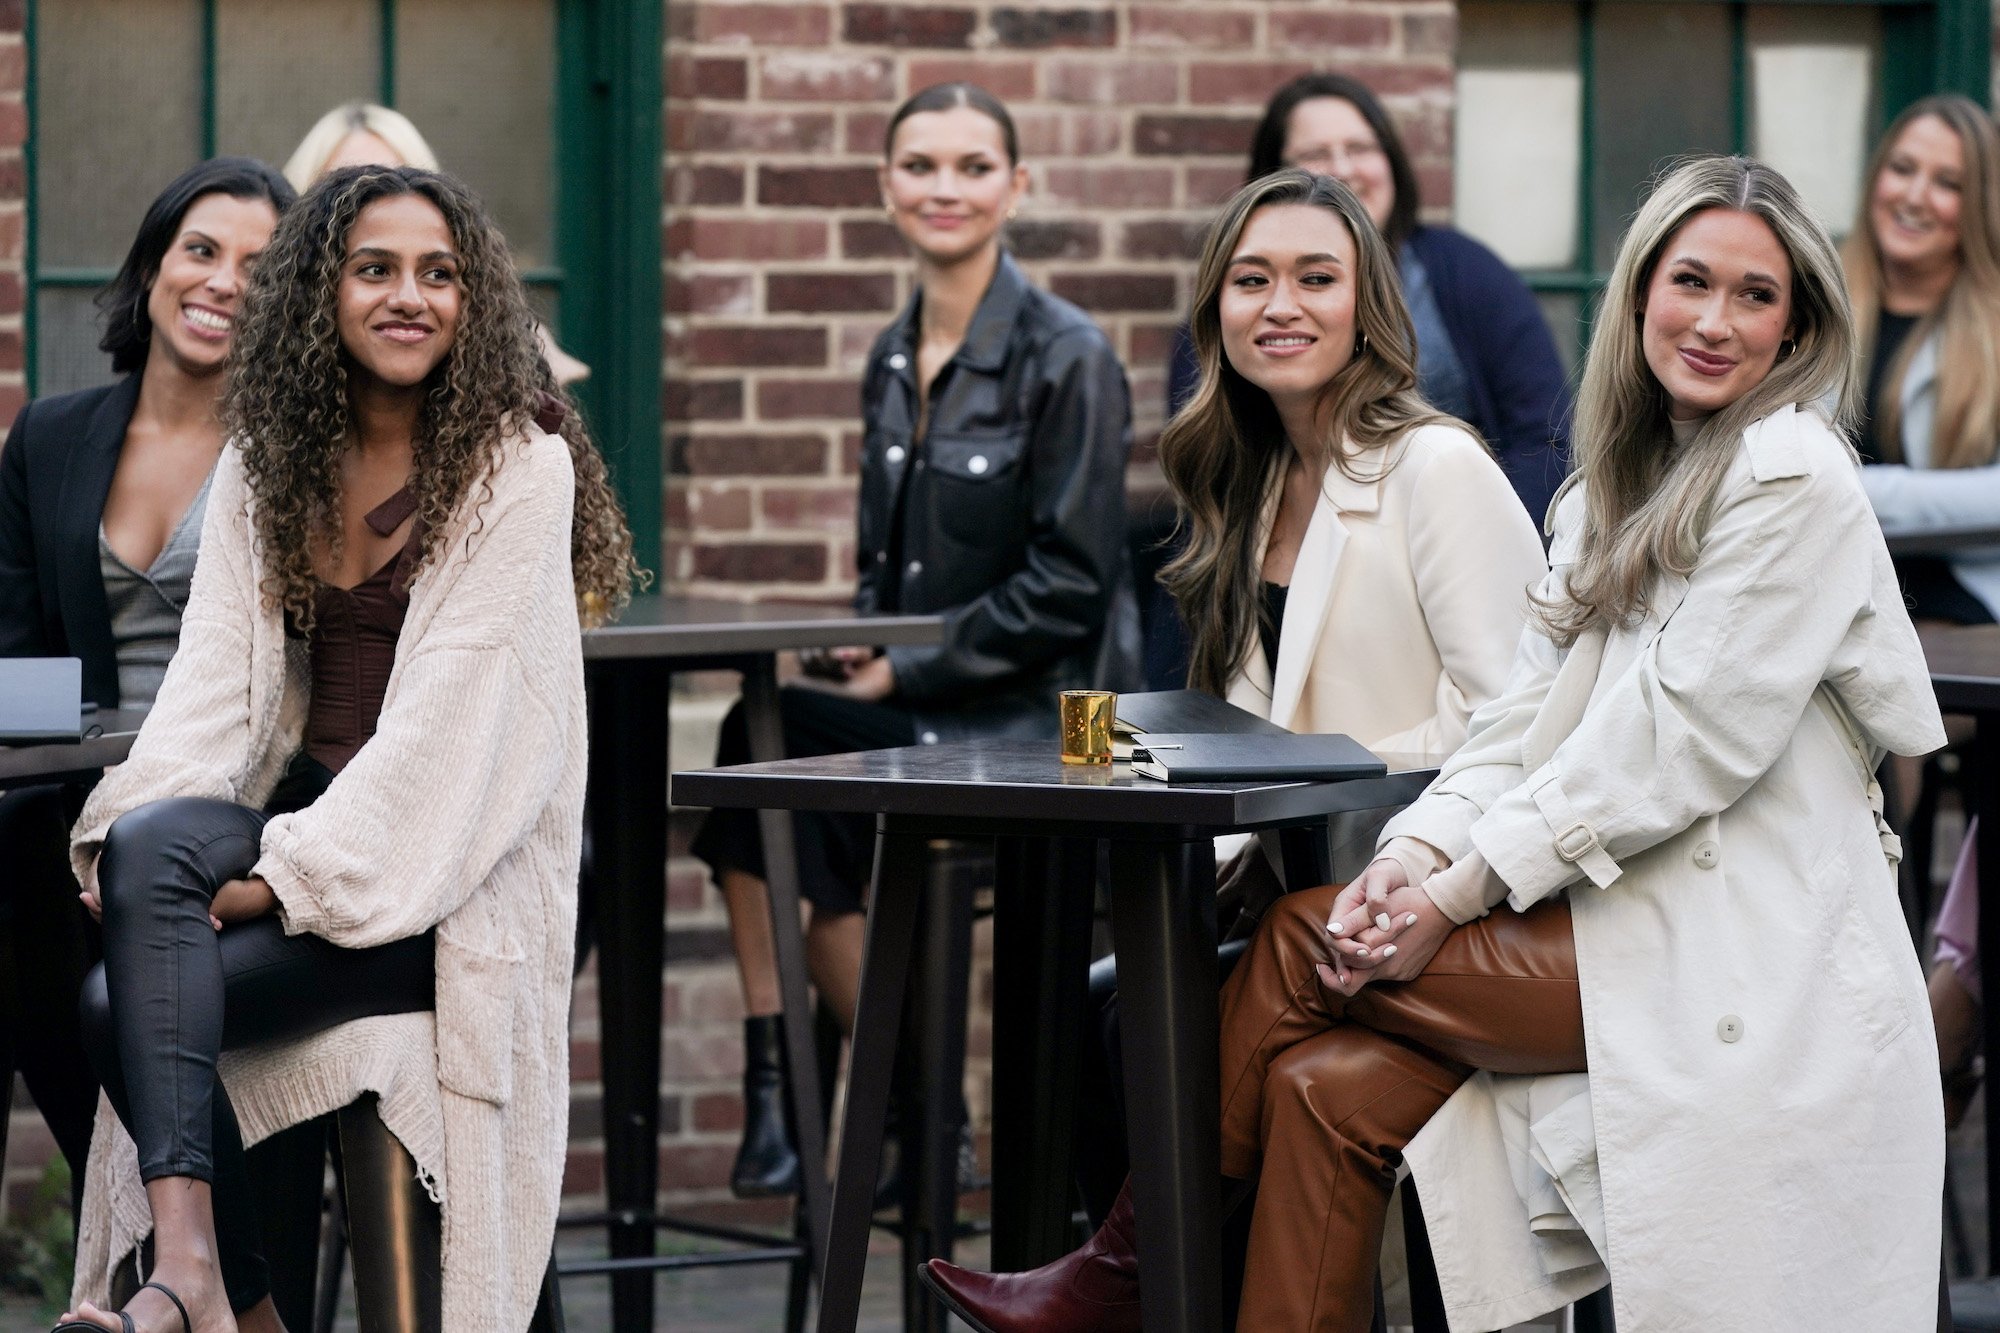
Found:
[53,164,636,1333]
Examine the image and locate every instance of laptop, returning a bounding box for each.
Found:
[0,657,86,743]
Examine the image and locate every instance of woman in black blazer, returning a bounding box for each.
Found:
[0,157,291,1211]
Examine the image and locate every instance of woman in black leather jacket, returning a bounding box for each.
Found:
[692,81,1141,1196]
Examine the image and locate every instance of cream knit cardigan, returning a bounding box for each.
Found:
[68,425,585,1331]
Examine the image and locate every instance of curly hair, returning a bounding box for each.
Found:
[223,165,640,632]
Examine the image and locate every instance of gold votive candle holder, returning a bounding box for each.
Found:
[1060,689,1117,765]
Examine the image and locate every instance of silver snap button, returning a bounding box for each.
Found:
[906,560,922,576]
[1717,1014,1743,1043]
[1693,840,1719,870]
[967,454,989,475]
[888,353,908,370]
[921,731,939,745]
[885,445,906,464]
[875,549,888,564]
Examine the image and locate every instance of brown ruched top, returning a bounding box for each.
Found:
[293,484,422,774]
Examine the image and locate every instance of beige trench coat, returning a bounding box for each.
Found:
[1382,404,1947,1330]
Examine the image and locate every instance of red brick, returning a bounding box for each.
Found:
[767,270,899,313]
[693,1091,745,1133]
[1416,164,1453,211]
[1320,61,1454,97]
[664,1028,742,1081]
[758,377,864,420]
[1044,58,1176,105]
[757,164,882,208]
[690,108,836,153]
[667,163,746,208]
[1187,164,1247,205]
[761,485,859,530]
[666,273,754,317]
[686,325,828,369]
[667,862,709,911]
[845,110,893,155]
[0,42,24,89]
[1122,217,1209,261]
[842,3,977,47]
[665,484,692,530]
[664,379,745,423]
[693,541,830,583]
[990,7,1116,48]
[688,482,753,530]
[659,1142,738,1191]
[1128,7,1255,49]
[0,270,22,309]
[1403,11,1457,59]
[1135,114,1258,157]
[0,156,23,201]
[568,1035,601,1081]
[1129,321,1182,363]
[667,216,829,262]
[681,432,829,475]
[840,218,907,260]
[0,101,24,150]
[0,384,24,431]
[668,53,749,100]
[906,57,1038,101]
[1189,61,1318,107]
[759,52,897,102]
[693,2,833,45]
[0,3,22,34]
[562,1147,605,1196]
[0,327,24,372]
[1042,165,1175,209]
[840,431,865,474]
[1005,218,1100,261]
[1269,10,1396,50]
[1013,108,1121,156]
[1050,272,1177,312]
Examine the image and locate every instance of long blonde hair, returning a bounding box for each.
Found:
[1842,94,2000,470]
[283,102,440,192]
[1160,169,1452,694]
[1539,155,1855,648]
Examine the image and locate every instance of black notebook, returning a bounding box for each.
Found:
[0,657,85,744]
[1114,689,1290,741]
[1130,732,1385,782]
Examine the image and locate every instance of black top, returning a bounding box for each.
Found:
[1859,310,1922,465]
[0,375,146,708]
[1259,581,1289,674]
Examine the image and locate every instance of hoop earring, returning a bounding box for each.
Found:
[1354,332,1370,357]
[1779,338,1797,360]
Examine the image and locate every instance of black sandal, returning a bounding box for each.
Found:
[52,1280,193,1333]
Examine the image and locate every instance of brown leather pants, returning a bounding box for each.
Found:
[1218,885,1587,1333]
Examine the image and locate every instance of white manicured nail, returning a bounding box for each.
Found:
[1375,913,1393,931]
[1405,913,1419,927]
[1383,945,1397,958]
[1328,920,1344,935]
[1355,946,1369,957]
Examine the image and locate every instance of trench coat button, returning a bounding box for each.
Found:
[907,559,923,576]
[874,549,887,564]
[1717,1014,1744,1043]
[921,731,939,745]
[888,353,908,370]
[968,454,990,475]
[886,445,906,465]
[1693,840,1720,870]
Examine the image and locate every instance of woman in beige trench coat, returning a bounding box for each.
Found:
[926,155,1947,1333]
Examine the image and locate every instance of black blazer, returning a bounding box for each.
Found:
[0,374,144,708]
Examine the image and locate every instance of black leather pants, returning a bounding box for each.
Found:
[78,796,435,1312]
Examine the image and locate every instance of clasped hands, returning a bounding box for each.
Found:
[797,645,895,701]
[1317,857,1456,997]
[80,874,277,932]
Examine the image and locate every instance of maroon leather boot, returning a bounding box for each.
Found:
[918,1180,1142,1333]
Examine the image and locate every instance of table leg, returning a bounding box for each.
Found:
[818,822,926,1333]
[586,661,669,1333]
[739,660,833,1278]
[1976,710,2000,1274]
[989,836,1096,1269]
[903,846,976,1333]
[1106,834,1222,1333]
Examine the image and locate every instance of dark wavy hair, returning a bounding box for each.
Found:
[223,165,640,631]
[97,157,297,374]
[1246,74,1421,248]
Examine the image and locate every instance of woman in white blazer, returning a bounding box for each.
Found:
[937,156,1949,1333]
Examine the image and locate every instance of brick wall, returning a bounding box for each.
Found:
[645,0,1456,1212]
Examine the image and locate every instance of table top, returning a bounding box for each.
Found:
[0,708,146,789]
[1884,525,2000,558]
[672,739,1441,833]
[582,593,944,661]
[1926,623,2000,710]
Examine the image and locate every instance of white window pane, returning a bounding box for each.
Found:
[1749,7,1881,238]
[216,0,382,171]
[1455,3,1581,271]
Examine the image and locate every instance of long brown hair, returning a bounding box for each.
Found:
[1843,94,2000,470]
[224,165,640,631]
[1537,156,1855,648]
[1160,169,1450,694]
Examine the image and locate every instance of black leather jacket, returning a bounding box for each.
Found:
[858,253,1142,742]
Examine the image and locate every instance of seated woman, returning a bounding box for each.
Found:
[1168,73,1572,529]
[929,154,1945,1332]
[55,164,637,1333]
[690,81,1141,1197]
[0,157,291,1215]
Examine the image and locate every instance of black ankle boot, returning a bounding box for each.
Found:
[731,1015,801,1198]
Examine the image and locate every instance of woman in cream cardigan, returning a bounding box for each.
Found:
[56,165,636,1333]
[929,156,1946,1333]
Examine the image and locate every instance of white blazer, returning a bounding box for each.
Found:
[1383,404,1946,1331]
[1223,422,1547,757]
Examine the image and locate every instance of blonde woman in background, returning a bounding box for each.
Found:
[286,101,590,386]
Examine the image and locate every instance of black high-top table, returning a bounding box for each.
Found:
[674,740,1438,1333]
[0,710,146,790]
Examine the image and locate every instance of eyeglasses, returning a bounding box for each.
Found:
[1285,141,1386,172]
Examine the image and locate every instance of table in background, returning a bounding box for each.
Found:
[1885,527,2000,558]
[578,594,944,1332]
[675,740,1438,1333]
[0,709,145,791]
